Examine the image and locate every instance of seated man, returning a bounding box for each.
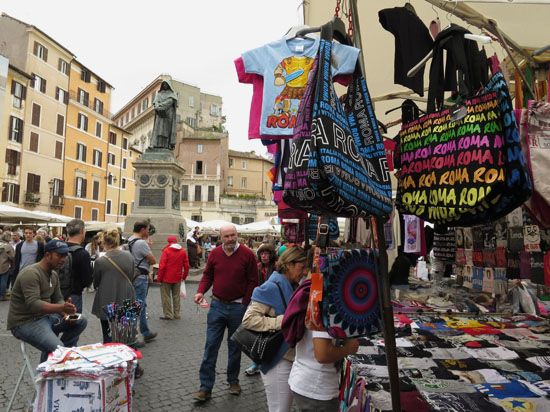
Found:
[7,240,88,362]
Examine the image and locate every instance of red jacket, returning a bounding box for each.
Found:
[158,244,190,283]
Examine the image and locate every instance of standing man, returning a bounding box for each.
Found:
[13,227,45,282]
[128,220,157,344]
[10,231,22,249]
[8,240,88,362]
[0,232,15,301]
[64,219,93,313]
[193,224,258,402]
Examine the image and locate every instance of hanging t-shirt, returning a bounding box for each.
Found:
[242,37,359,136]
[378,6,433,96]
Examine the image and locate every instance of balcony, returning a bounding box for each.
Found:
[24,192,40,206]
[50,195,64,209]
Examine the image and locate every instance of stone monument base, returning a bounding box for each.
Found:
[123,149,186,259]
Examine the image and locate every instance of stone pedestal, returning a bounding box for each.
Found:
[124,149,186,259]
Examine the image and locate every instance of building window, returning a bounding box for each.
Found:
[11,81,26,108]
[195,161,203,175]
[108,152,115,165]
[55,87,68,104]
[227,176,233,187]
[208,185,215,202]
[186,117,196,128]
[109,132,117,145]
[241,160,247,169]
[29,132,39,152]
[77,88,89,106]
[210,104,220,116]
[55,141,63,159]
[131,107,135,119]
[142,98,149,111]
[94,98,103,115]
[95,121,102,138]
[92,180,100,200]
[122,138,128,149]
[93,149,102,167]
[191,214,202,222]
[5,149,21,175]
[81,69,91,83]
[56,114,64,136]
[31,103,41,127]
[74,206,82,219]
[197,144,203,154]
[51,178,64,197]
[181,185,188,201]
[121,178,127,189]
[194,185,202,202]
[76,143,87,162]
[1,183,20,203]
[32,74,46,93]
[106,199,112,214]
[75,177,87,198]
[231,216,240,224]
[241,177,247,188]
[245,217,254,224]
[9,116,24,143]
[120,203,128,216]
[58,58,69,75]
[97,80,106,93]
[122,158,127,169]
[77,113,88,131]
[188,96,194,107]
[229,158,234,168]
[91,208,99,221]
[26,173,41,194]
[33,41,48,61]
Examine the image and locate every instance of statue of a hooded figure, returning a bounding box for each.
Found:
[151,80,178,150]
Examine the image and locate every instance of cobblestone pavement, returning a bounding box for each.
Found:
[0,279,269,411]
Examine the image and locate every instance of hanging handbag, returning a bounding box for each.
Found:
[306,24,392,218]
[231,283,287,365]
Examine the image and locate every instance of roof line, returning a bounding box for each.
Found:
[73,59,114,89]
[8,63,33,80]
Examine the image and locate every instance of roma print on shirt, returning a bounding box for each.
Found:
[270,55,314,129]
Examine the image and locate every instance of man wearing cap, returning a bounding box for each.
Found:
[7,240,88,362]
[157,235,189,320]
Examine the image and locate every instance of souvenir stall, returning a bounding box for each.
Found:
[237,0,550,410]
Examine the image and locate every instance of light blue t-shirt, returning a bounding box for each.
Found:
[20,240,38,270]
[242,37,360,136]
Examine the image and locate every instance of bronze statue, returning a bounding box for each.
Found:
[151,80,178,150]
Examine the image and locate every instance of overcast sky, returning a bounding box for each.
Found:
[2,0,305,154]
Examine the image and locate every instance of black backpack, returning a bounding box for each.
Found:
[127,238,148,277]
[57,245,83,299]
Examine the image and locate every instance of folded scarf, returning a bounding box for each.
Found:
[282,278,311,347]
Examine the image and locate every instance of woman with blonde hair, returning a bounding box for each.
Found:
[241,246,308,412]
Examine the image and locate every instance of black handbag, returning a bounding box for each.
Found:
[231,283,287,365]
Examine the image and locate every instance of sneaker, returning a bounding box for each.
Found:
[229,383,241,396]
[244,365,260,376]
[192,390,212,402]
[144,332,158,343]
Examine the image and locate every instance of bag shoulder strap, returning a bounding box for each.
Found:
[275,282,288,310]
[105,255,134,287]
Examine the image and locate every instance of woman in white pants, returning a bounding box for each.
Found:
[241,247,307,412]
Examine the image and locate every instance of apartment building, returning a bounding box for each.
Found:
[63,60,113,221]
[105,125,139,223]
[0,13,75,212]
[1,59,33,204]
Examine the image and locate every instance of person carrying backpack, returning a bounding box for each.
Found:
[60,219,92,313]
[127,220,158,345]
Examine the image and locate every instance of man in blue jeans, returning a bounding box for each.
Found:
[127,220,157,345]
[193,225,258,402]
[8,240,87,362]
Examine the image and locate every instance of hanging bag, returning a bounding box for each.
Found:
[306,23,392,217]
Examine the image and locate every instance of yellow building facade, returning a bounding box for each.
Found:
[63,61,113,221]
[226,150,273,201]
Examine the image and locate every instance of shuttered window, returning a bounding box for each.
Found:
[56,114,64,136]
[26,173,41,194]
[55,141,63,159]
[9,116,24,143]
[92,180,100,200]
[32,103,41,127]
[5,149,21,175]
[29,132,39,152]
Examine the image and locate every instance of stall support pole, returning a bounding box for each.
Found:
[375,217,402,412]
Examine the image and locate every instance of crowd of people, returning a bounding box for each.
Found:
[2,220,355,411]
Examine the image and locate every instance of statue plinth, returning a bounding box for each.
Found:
[124,149,187,258]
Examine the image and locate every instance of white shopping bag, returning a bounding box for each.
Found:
[180,281,187,299]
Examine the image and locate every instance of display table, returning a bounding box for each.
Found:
[33,343,139,412]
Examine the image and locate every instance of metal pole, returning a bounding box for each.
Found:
[375,217,402,412]
[349,0,365,75]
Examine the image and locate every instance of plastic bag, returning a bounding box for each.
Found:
[180,281,187,299]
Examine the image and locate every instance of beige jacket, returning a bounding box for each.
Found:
[241,301,295,362]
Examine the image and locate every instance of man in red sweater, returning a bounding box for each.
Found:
[193,225,258,402]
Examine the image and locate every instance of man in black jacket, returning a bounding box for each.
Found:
[64,219,92,313]
[13,227,44,283]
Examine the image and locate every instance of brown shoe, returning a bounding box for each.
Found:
[229,383,241,396]
[193,390,212,402]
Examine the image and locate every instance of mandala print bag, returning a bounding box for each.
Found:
[306,23,392,218]
[321,249,381,338]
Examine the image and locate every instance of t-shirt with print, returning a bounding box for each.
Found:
[242,37,359,136]
[127,235,151,274]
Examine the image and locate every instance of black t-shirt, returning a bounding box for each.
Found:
[67,242,93,295]
[379,6,433,95]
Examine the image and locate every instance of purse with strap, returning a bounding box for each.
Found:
[231,283,288,365]
[105,255,136,290]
